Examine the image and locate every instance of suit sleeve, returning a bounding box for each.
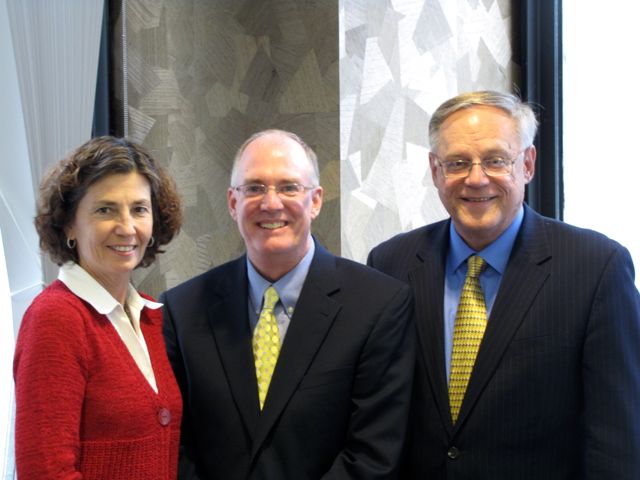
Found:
[366,244,385,272]
[161,292,203,480]
[322,283,415,480]
[366,248,376,267]
[13,299,86,480]
[582,245,640,479]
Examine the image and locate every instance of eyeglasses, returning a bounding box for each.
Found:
[434,148,529,178]
[232,183,316,198]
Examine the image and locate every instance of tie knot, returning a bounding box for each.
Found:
[466,255,486,278]
[262,286,279,311]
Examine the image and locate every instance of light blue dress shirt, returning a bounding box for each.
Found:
[443,206,524,380]
[247,241,315,343]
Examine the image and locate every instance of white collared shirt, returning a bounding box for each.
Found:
[58,263,161,393]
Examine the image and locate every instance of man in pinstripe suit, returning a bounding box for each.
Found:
[368,91,640,479]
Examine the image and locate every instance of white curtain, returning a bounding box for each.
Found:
[6,0,105,285]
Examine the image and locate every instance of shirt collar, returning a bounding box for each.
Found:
[58,262,162,314]
[448,205,524,274]
[247,241,315,316]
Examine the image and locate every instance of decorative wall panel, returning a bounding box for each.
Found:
[113,0,339,296]
[340,0,516,261]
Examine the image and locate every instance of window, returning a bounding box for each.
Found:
[563,2,640,286]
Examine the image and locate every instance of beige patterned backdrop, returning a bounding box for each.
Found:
[113,0,516,297]
[111,0,340,296]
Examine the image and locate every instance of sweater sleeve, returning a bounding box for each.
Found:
[13,290,89,480]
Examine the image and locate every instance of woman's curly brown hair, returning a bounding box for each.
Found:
[35,136,183,267]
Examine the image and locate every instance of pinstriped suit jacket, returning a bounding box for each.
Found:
[367,204,640,479]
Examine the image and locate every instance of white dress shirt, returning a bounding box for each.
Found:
[58,262,161,392]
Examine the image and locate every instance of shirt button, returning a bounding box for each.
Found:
[447,446,460,460]
[157,407,171,426]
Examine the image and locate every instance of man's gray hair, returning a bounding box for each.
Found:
[428,91,538,151]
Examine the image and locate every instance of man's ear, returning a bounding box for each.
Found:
[429,152,440,184]
[227,188,238,221]
[523,145,537,183]
[310,186,323,220]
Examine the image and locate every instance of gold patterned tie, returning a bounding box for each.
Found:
[449,255,487,423]
[253,286,281,410]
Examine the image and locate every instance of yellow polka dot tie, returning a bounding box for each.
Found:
[449,255,487,423]
[253,286,281,410]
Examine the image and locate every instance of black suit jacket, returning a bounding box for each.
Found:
[367,205,640,479]
[162,243,415,479]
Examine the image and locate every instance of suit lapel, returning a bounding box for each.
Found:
[409,221,455,436]
[249,244,341,463]
[453,206,552,430]
[207,258,261,439]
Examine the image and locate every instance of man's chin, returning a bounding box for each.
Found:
[250,239,294,257]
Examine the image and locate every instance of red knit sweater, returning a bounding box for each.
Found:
[13,280,182,479]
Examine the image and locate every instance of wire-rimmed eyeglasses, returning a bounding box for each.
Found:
[232,183,316,198]
[433,147,529,178]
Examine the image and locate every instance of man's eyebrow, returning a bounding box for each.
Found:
[444,148,511,159]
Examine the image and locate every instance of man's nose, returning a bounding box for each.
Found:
[465,162,490,184]
[260,188,284,209]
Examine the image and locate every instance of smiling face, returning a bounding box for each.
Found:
[65,172,153,301]
[228,133,323,281]
[430,105,536,250]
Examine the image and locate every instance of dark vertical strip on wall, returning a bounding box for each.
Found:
[109,0,124,137]
[518,0,563,220]
[92,0,111,137]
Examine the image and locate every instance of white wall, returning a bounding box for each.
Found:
[0,232,16,480]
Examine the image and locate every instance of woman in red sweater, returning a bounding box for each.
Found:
[13,136,183,479]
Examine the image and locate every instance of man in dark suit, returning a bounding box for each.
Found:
[367,91,640,479]
[162,129,414,479]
